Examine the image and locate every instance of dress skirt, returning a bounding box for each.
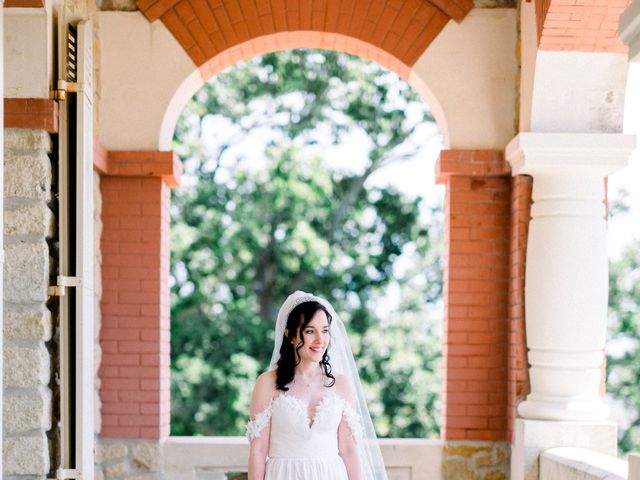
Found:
[265,455,349,480]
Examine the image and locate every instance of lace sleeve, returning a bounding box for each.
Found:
[342,400,364,443]
[246,401,273,442]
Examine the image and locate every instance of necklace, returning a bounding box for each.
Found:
[293,365,324,388]
[294,375,315,388]
[295,366,322,388]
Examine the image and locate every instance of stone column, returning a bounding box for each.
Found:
[506,133,635,422]
[506,133,636,479]
[3,129,54,476]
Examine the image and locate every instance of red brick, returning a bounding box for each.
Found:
[100,426,140,438]
[102,402,140,414]
[4,99,59,132]
[119,414,160,427]
[101,378,140,390]
[447,416,488,429]
[102,353,140,366]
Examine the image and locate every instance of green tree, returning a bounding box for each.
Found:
[170,49,443,437]
[607,238,640,453]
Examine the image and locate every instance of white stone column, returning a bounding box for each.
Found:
[506,133,636,422]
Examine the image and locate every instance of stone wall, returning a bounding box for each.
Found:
[442,441,510,480]
[96,439,164,480]
[3,128,55,478]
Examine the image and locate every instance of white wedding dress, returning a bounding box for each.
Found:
[246,391,363,479]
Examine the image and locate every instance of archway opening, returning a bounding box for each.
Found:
[167,48,446,441]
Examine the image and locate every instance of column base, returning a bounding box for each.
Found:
[510,418,617,480]
[517,393,610,422]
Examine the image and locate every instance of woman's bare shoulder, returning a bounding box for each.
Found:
[255,369,277,390]
[331,373,357,401]
[250,369,277,414]
[257,368,277,381]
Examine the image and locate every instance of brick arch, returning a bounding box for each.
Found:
[153,0,477,151]
[158,30,451,151]
[139,0,473,70]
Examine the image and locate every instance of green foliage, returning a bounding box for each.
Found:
[170,49,443,437]
[607,239,640,453]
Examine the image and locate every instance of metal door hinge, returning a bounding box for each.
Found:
[48,275,81,296]
[51,80,84,101]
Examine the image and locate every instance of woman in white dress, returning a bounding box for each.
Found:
[246,291,387,480]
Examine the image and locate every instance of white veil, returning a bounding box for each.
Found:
[269,290,388,480]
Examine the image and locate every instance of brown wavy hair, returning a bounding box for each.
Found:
[275,301,336,391]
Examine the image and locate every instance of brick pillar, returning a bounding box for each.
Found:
[436,150,511,441]
[98,151,180,439]
[507,175,532,440]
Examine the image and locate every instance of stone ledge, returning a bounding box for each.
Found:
[540,447,627,480]
[4,128,52,151]
[511,419,618,480]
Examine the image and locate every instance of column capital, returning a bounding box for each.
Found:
[505,133,636,177]
[620,0,640,62]
[95,149,182,188]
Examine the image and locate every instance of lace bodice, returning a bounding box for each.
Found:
[246,392,363,460]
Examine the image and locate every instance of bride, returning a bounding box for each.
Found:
[246,291,388,480]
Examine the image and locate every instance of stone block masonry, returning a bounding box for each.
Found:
[443,441,510,480]
[95,439,164,480]
[3,129,54,477]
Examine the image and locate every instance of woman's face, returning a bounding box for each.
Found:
[293,309,330,364]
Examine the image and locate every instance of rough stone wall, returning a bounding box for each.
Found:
[3,129,55,478]
[96,439,164,480]
[442,441,510,480]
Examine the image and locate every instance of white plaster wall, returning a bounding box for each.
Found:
[99,9,520,152]
[409,9,518,150]
[3,8,52,98]
[530,51,628,134]
[519,0,538,133]
[163,437,443,480]
[97,12,199,150]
